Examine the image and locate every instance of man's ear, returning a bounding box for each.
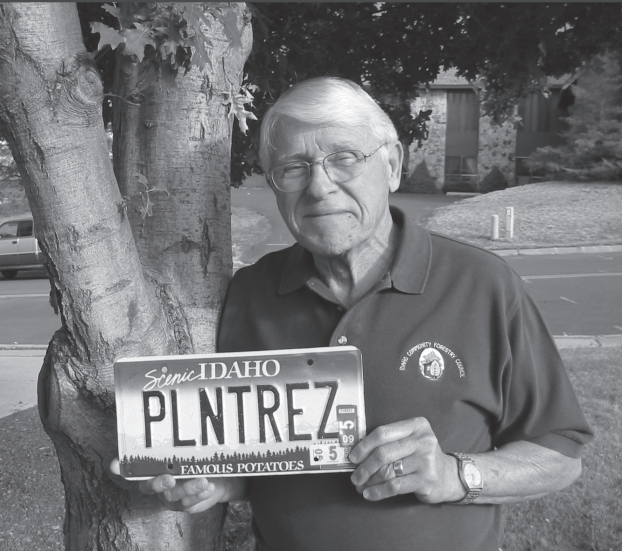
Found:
[387,141,404,193]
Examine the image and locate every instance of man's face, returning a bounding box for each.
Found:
[268,118,402,259]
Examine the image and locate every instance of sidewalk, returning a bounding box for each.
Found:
[2,330,622,420]
[0,348,46,418]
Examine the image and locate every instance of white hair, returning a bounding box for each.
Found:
[259,77,398,171]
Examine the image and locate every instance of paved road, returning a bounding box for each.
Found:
[506,252,622,335]
[0,188,620,345]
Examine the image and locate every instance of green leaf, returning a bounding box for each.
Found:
[236,108,258,135]
[90,22,125,51]
[223,85,258,135]
[155,20,187,56]
[134,173,149,187]
[183,3,212,34]
[214,7,242,52]
[120,24,156,62]
[139,193,153,218]
[188,33,211,72]
[101,3,121,21]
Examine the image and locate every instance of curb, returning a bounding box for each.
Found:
[0,345,47,357]
[0,344,48,350]
[494,244,622,257]
[554,334,622,349]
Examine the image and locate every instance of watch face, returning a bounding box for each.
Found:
[464,463,482,487]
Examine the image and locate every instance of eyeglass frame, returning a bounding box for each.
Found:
[267,142,389,193]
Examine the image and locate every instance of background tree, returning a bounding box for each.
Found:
[231,2,622,185]
[527,52,622,181]
[0,2,252,550]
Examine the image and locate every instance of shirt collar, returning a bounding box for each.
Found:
[278,242,316,295]
[278,206,432,296]
[388,206,431,294]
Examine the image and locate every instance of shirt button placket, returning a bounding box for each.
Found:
[337,335,348,345]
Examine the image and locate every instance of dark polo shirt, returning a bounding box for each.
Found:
[218,207,593,551]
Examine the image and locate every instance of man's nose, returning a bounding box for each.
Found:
[305,161,337,199]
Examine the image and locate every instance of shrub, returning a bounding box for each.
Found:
[527,52,622,182]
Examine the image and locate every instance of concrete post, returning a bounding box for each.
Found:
[490,215,499,240]
[505,207,514,239]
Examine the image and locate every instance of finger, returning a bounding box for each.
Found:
[361,474,414,501]
[180,483,217,508]
[161,477,210,503]
[110,458,121,476]
[354,463,408,494]
[350,437,416,487]
[182,487,221,514]
[349,418,428,464]
[157,482,220,514]
[365,454,414,487]
[138,474,176,496]
[358,453,449,503]
[353,463,395,494]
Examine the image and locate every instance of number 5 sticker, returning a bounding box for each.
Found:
[310,444,345,465]
[336,405,359,447]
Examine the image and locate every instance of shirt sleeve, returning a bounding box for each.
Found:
[492,284,594,458]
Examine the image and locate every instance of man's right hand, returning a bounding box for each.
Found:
[110,459,248,514]
[139,475,227,513]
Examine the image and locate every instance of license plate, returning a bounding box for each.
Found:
[114,346,366,479]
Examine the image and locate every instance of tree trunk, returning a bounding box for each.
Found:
[112,3,251,354]
[0,3,251,549]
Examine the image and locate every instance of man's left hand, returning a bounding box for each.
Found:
[348,417,465,503]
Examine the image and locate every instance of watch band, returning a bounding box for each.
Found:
[446,452,483,504]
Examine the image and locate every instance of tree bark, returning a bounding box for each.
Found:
[113,3,251,354]
[0,3,251,549]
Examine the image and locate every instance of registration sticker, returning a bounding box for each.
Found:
[114,346,366,479]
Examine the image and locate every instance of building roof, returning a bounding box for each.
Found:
[429,68,470,87]
[424,68,572,90]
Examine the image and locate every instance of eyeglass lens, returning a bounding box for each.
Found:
[272,150,366,192]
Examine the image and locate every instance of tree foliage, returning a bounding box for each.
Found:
[528,52,622,181]
[76,3,622,185]
[231,2,622,185]
[89,2,255,131]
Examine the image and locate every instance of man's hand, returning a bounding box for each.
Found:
[110,459,247,514]
[139,475,227,514]
[348,417,465,503]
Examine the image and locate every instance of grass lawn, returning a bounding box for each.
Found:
[426,182,622,250]
[1,347,620,551]
[502,347,622,551]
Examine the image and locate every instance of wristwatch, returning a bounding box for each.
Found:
[446,452,483,504]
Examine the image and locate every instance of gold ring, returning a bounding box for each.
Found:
[393,459,405,477]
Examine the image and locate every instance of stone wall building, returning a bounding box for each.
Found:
[401,69,572,193]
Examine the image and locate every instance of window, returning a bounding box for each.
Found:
[0,221,18,239]
[17,220,33,237]
[444,156,478,185]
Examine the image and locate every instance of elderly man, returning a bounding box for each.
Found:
[139,77,593,551]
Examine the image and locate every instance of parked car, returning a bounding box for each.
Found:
[0,217,45,279]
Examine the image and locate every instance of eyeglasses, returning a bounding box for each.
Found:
[268,143,388,193]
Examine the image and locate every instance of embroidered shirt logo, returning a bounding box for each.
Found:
[399,341,466,379]
[419,348,444,380]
